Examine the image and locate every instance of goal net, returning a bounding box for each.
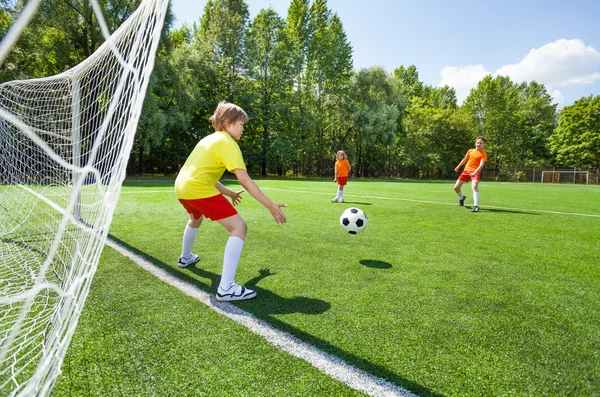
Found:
[541,170,589,185]
[0,0,168,395]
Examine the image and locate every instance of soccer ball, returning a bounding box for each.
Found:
[340,207,367,234]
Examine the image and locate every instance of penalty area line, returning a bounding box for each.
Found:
[105,237,417,397]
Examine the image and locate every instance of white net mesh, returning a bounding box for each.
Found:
[0,0,168,395]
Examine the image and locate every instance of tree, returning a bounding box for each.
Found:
[305,0,353,175]
[515,81,557,166]
[348,66,402,177]
[198,0,249,103]
[549,95,600,170]
[243,7,293,175]
[463,75,521,172]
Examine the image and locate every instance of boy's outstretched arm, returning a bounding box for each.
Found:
[455,157,467,172]
[233,169,287,224]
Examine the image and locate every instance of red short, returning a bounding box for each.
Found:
[179,194,237,221]
[458,170,480,182]
[337,176,348,186]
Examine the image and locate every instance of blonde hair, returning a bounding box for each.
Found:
[209,101,249,131]
[336,150,347,160]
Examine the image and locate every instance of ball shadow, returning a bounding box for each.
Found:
[360,259,392,269]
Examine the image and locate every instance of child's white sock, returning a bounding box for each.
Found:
[181,225,199,258]
[474,192,479,206]
[337,189,343,198]
[457,191,464,199]
[340,190,344,199]
[219,236,245,290]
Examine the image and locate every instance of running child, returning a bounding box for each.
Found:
[454,136,487,212]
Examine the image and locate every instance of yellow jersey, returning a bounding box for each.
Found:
[175,131,246,199]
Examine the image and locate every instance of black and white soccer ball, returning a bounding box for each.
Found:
[340,207,367,234]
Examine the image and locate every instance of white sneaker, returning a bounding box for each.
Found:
[216,283,257,301]
[177,254,199,268]
[340,198,345,203]
[331,197,339,203]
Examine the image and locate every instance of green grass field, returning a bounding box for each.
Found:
[53,179,600,396]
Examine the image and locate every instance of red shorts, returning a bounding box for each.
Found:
[458,170,480,182]
[179,194,237,221]
[337,176,348,186]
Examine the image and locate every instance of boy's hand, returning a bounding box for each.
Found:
[230,189,245,206]
[269,203,287,224]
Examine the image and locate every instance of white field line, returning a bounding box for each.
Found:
[105,238,416,397]
[121,188,600,218]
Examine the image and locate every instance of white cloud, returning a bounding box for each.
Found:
[439,64,488,104]
[438,39,600,104]
[550,89,564,107]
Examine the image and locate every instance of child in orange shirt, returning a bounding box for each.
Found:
[454,136,487,212]
[331,150,351,203]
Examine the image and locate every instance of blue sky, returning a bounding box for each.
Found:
[171,0,600,108]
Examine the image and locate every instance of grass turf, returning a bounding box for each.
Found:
[53,179,600,396]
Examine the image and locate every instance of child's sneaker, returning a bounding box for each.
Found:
[471,205,480,212]
[340,198,345,203]
[216,283,257,301]
[177,254,199,268]
[331,197,339,203]
[459,196,466,206]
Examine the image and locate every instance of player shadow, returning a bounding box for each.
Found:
[468,206,540,215]
[107,234,445,397]
[339,201,373,206]
[360,259,392,269]
[191,267,331,315]
[107,235,330,316]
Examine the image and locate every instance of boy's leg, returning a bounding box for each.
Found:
[181,214,203,257]
[179,213,203,267]
[472,180,480,206]
[454,179,466,205]
[216,214,248,290]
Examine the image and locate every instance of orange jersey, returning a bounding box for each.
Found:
[335,159,350,177]
[464,149,487,172]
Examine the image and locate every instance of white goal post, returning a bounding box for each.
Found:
[541,170,589,185]
[0,0,168,395]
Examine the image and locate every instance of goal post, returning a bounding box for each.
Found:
[541,170,589,185]
[0,0,168,395]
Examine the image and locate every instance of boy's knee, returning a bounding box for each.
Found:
[232,219,247,238]
[189,215,203,228]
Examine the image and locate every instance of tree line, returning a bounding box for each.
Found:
[1,0,598,179]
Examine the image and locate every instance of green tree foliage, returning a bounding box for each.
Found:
[198,0,249,102]
[348,66,402,177]
[549,95,600,170]
[515,81,557,165]
[243,8,294,175]
[464,75,558,173]
[3,0,594,180]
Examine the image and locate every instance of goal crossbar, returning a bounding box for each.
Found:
[541,170,589,185]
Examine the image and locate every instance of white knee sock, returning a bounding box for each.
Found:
[338,189,343,198]
[219,236,245,290]
[457,191,464,199]
[474,192,479,206]
[181,225,199,258]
